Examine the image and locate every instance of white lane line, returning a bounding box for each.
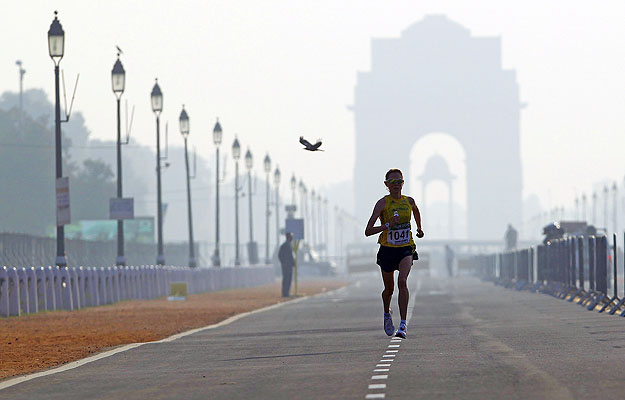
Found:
[0,284,352,391]
[369,384,386,389]
[366,279,419,400]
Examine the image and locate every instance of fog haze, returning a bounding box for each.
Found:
[3,0,625,241]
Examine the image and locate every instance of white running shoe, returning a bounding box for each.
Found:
[395,324,407,339]
[384,311,395,336]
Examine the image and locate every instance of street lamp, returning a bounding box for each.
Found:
[15,60,25,135]
[604,185,609,230]
[245,149,258,264]
[317,192,323,252]
[612,182,618,234]
[592,191,597,226]
[151,79,165,265]
[311,189,316,250]
[48,11,67,268]
[299,181,307,237]
[179,106,196,268]
[290,174,297,208]
[232,137,241,266]
[264,154,272,264]
[324,197,329,258]
[112,53,126,266]
[274,166,281,247]
[213,119,223,267]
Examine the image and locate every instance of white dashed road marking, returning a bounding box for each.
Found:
[365,278,419,399]
[368,384,387,389]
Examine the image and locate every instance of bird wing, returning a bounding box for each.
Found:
[311,140,322,150]
[299,136,313,148]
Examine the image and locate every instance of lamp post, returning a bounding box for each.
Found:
[151,79,165,265]
[581,193,587,222]
[274,166,281,247]
[179,106,196,268]
[112,53,126,266]
[604,185,609,230]
[299,181,307,238]
[592,191,597,226]
[324,197,329,258]
[48,11,67,268]
[317,192,322,253]
[232,137,241,266]
[15,60,25,135]
[613,182,618,234]
[311,189,316,250]
[290,174,297,208]
[213,119,223,267]
[245,149,257,264]
[264,154,272,264]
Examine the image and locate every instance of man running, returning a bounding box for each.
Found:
[365,168,424,338]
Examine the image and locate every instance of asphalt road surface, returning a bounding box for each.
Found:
[3,272,625,399]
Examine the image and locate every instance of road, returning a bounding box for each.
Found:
[2,272,625,399]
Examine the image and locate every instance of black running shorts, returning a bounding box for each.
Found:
[376,245,414,273]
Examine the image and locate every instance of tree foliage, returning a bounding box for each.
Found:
[0,90,115,234]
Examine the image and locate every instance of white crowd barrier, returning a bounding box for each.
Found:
[0,265,274,317]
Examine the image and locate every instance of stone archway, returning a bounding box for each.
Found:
[352,15,522,239]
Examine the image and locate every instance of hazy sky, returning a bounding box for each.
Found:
[5,0,625,222]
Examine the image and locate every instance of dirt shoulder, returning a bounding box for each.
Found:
[0,279,347,380]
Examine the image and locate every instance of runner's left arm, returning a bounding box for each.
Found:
[408,197,424,238]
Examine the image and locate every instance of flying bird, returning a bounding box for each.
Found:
[299,136,324,151]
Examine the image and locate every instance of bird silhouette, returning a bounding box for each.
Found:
[299,136,323,151]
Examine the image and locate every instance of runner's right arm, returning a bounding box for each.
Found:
[365,198,397,237]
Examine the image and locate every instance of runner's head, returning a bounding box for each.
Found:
[384,168,404,195]
[286,232,294,242]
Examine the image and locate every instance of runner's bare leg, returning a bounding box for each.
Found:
[381,270,395,314]
[397,256,413,320]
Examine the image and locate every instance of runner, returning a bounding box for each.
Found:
[365,168,424,338]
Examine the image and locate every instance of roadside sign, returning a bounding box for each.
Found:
[285,218,304,240]
[109,198,134,219]
[56,177,70,226]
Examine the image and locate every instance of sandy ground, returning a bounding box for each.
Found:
[0,279,346,380]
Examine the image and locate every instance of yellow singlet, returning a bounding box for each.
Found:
[378,195,415,248]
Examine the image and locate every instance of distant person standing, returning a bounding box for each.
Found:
[445,245,455,277]
[278,232,295,297]
[365,168,424,339]
[504,224,518,251]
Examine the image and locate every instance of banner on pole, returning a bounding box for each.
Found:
[56,177,70,226]
[109,198,134,219]
[285,218,304,240]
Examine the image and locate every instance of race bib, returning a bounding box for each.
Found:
[388,227,410,245]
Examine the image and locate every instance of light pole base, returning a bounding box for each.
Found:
[55,255,67,268]
[156,255,165,266]
[189,257,197,268]
[116,255,127,266]
[212,250,221,267]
